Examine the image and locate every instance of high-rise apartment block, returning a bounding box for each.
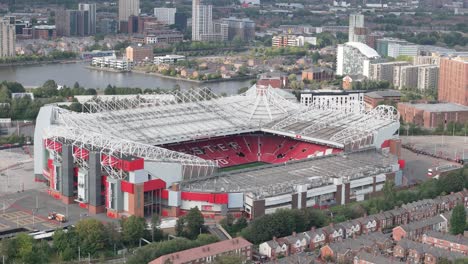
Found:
[192,0,213,41]
[119,0,140,31]
[78,3,96,35]
[369,61,410,83]
[219,17,255,41]
[417,65,439,92]
[0,17,15,57]
[438,57,468,106]
[348,14,366,43]
[336,42,380,77]
[154,8,176,25]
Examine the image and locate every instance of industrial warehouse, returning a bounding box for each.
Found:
[33,85,402,219]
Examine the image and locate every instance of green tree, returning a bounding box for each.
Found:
[75,218,109,256]
[176,217,186,237]
[121,215,148,247]
[450,204,467,235]
[383,180,396,207]
[185,207,205,239]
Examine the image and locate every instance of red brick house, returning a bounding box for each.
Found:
[303,227,327,250]
[422,231,468,255]
[392,215,447,242]
[149,237,252,264]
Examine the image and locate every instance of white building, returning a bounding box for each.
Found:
[300,90,365,112]
[387,43,419,58]
[0,17,15,57]
[154,7,176,25]
[192,0,213,41]
[154,55,186,65]
[118,0,140,23]
[417,65,439,92]
[92,56,133,71]
[336,42,380,77]
[348,14,366,43]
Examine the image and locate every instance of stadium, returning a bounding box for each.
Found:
[33,85,402,219]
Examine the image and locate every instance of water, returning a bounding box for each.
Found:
[0,62,252,95]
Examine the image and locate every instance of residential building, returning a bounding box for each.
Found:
[78,3,96,35]
[394,238,466,263]
[397,102,468,129]
[154,8,176,25]
[342,76,353,90]
[336,42,380,77]
[256,72,288,88]
[192,0,214,41]
[392,215,448,241]
[348,14,366,43]
[413,55,440,66]
[150,237,252,264]
[219,17,255,41]
[417,65,439,92]
[125,45,153,62]
[369,61,410,83]
[32,25,56,40]
[154,55,185,65]
[119,0,140,31]
[302,66,334,82]
[438,56,468,106]
[422,231,468,255]
[395,65,420,89]
[145,30,183,44]
[354,252,404,264]
[300,89,365,111]
[0,17,16,57]
[91,56,133,71]
[364,90,401,109]
[213,21,228,41]
[387,43,419,58]
[272,35,305,47]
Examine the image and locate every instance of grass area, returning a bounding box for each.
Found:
[220,162,268,172]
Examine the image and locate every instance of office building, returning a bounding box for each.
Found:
[398,102,468,129]
[174,12,188,31]
[387,43,419,58]
[417,65,439,92]
[301,66,335,82]
[154,54,186,65]
[438,56,468,106]
[0,17,15,57]
[126,44,153,62]
[300,90,365,111]
[336,42,380,77]
[213,21,228,42]
[365,90,401,109]
[78,3,96,35]
[348,14,366,43]
[154,8,176,25]
[369,61,410,83]
[56,9,90,37]
[33,25,56,40]
[376,38,408,57]
[192,0,213,41]
[413,55,440,66]
[119,0,140,31]
[219,17,255,41]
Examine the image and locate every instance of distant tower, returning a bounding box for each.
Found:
[0,17,15,57]
[348,13,366,43]
[78,3,96,35]
[192,0,213,41]
[118,0,140,31]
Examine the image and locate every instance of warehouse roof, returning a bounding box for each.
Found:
[399,102,468,112]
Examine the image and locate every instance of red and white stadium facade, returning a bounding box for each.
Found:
[34,86,403,219]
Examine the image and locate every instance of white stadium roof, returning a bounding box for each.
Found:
[46,85,399,178]
[346,42,380,58]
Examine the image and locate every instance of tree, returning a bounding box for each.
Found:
[383,180,396,207]
[75,218,109,256]
[121,215,148,246]
[450,204,466,235]
[288,73,297,83]
[185,207,205,239]
[176,217,186,237]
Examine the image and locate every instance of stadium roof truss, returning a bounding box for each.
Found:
[45,85,400,179]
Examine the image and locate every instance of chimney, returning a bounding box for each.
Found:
[311,226,316,232]
[364,212,368,217]
[292,231,297,237]
[273,236,277,241]
[329,222,334,228]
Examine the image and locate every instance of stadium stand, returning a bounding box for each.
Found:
[164,134,341,168]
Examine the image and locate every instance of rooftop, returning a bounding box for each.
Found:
[345,42,380,58]
[398,102,468,112]
[365,90,402,99]
[149,237,252,264]
[424,231,468,245]
[181,148,397,197]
